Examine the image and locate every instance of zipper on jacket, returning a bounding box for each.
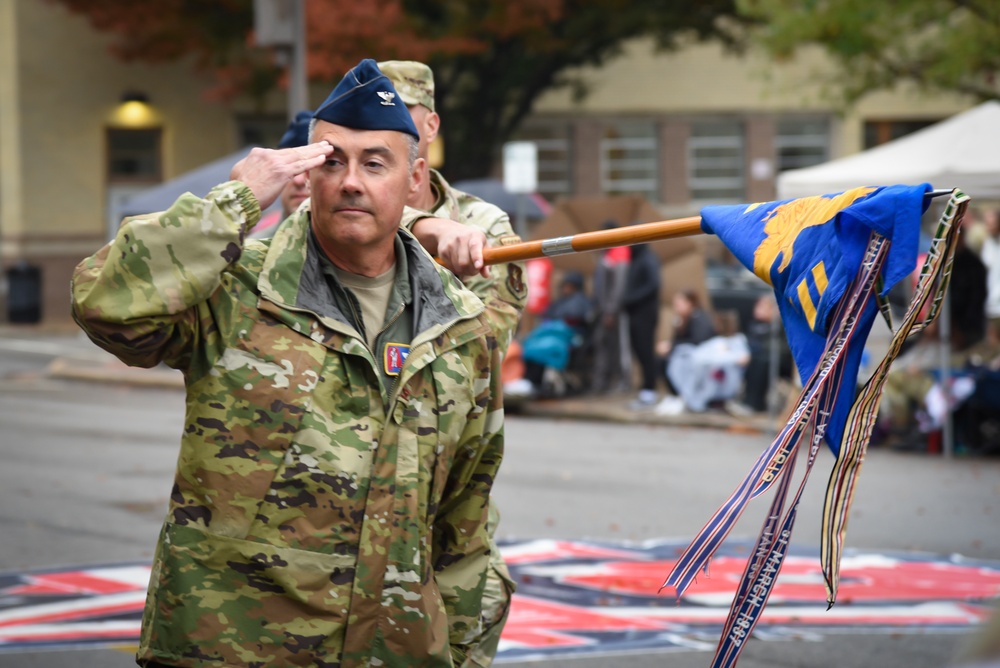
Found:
[343,293,368,348]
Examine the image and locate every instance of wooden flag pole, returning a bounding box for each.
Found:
[481,215,703,266]
[478,189,953,267]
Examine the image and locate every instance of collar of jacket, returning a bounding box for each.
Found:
[428,168,461,220]
[254,207,486,352]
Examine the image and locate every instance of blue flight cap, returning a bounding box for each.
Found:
[313,59,419,139]
[278,110,312,149]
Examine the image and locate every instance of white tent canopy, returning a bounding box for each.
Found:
[777,101,1000,200]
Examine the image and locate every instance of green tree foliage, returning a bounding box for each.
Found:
[50,0,741,180]
[738,0,1000,104]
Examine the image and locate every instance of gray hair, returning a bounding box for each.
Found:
[308,119,419,168]
[404,134,419,168]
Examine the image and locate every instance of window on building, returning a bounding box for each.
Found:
[863,119,939,149]
[688,121,744,202]
[600,121,658,200]
[776,118,830,172]
[106,128,162,182]
[514,123,572,200]
[236,114,289,148]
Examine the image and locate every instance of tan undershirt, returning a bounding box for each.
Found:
[331,263,396,352]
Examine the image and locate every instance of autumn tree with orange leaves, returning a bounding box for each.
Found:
[51,0,743,180]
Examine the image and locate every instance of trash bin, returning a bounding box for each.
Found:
[7,261,42,324]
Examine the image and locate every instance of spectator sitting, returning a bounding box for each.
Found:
[657,304,750,415]
[542,271,593,330]
[654,289,716,415]
[659,289,716,361]
[519,271,594,396]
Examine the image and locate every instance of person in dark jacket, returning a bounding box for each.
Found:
[734,294,793,413]
[623,243,661,408]
[663,290,715,347]
[657,289,716,397]
[950,238,989,353]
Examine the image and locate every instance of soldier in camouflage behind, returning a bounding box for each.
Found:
[72,59,505,668]
[379,60,527,353]
[379,59,527,667]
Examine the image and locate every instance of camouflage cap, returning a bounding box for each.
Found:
[377,60,435,112]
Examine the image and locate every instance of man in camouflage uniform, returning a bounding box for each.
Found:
[379,60,526,667]
[72,59,505,668]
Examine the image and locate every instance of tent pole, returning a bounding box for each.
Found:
[939,293,954,457]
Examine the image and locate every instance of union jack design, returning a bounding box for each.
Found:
[1,539,998,661]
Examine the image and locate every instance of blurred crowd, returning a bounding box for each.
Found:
[504,218,794,420]
[874,205,1000,455]
[504,207,1000,456]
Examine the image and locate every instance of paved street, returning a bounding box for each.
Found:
[1,331,999,667]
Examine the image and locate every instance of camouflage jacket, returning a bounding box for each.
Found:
[418,171,526,666]
[407,170,527,353]
[71,182,505,668]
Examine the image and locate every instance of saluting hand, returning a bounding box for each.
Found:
[231,142,332,211]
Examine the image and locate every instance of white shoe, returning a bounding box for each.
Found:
[505,378,535,398]
[724,400,755,417]
[629,390,659,411]
[655,396,685,416]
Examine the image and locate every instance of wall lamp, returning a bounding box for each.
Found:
[120,91,150,105]
[112,91,157,127]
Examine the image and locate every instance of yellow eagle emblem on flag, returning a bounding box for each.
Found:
[751,186,877,284]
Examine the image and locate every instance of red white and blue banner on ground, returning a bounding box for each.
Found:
[1,539,998,660]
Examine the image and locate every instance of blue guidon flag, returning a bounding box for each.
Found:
[660,185,970,667]
[705,185,926,452]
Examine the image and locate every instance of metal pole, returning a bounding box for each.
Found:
[287,0,308,120]
[0,236,6,324]
[515,193,527,242]
[767,304,780,430]
[939,292,954,457]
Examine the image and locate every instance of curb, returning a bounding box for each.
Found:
[508,395,774,433]
[42,357,773,433]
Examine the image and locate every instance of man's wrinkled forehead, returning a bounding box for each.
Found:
[311,120,406,161]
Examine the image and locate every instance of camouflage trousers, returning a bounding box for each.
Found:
[143,512,515,668]
[467,502,515,667]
